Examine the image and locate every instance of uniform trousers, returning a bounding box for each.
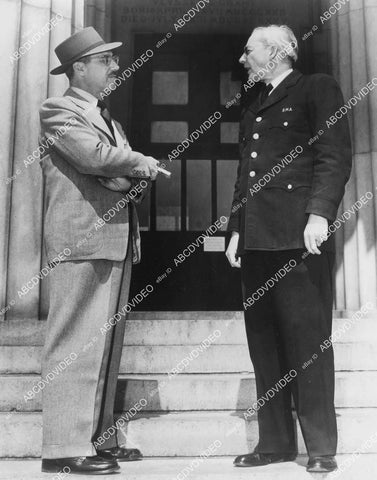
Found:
[241,249,337,457]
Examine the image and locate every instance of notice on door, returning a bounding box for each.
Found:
[203,236,225,252]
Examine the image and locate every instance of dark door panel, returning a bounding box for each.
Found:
[126,34,245,310]
[130,232,242,311]
[124,30,314,310]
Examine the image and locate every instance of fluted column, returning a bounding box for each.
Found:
[0,0,83,321]
[0,0,20,320]
[326,0,377,310]
[85,0,111,40]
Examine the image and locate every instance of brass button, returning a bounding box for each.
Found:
[256,117,262,122]
[253,133,259,140]
[249,171,256,177]
[251,152,258,158]
[287,184,293,190]
[283,121,289,127]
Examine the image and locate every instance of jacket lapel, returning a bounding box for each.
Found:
[257,70,303,113]
[64,88,117,145]
[244,83,264,115]
[112,120,129,148]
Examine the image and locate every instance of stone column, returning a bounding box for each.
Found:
[85,0,112,40]
[0,0,83,321]
[323,0,377,310]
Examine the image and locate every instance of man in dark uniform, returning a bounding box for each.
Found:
[226,25,352,473]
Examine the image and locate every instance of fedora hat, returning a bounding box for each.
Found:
[50,27,122,75]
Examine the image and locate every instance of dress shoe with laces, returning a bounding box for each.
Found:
[234,451,297,467]
[41,455,120,474]
[307,455,337,472]
[98,446,143,462]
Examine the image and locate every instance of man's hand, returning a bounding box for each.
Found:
[304,214,329,255]
[97,176,132,192]
[226,232,241,268]
[131,155,159,180]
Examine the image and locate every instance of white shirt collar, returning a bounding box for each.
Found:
[70,86,99,108]
[268,69,293,94]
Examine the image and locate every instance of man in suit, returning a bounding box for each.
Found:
[226,25,352,473]
[39,27,159,475]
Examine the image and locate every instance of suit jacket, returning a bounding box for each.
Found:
[39,88,145,264]
[228,70,352,253]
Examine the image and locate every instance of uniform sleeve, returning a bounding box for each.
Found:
[305,74,352,221]
[227,159,243,233]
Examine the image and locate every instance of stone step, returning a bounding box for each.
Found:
[2,456,377,480]
[1,341,377,375]
[1,409,377,457]
[2,371,377,412]
[1,313,376,346]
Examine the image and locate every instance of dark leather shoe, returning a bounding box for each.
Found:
[41,456,120,475]
[307,456,337,472]
[234,451,296,467]
[98,446,143,462]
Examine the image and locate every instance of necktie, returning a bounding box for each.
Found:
[260,83,273,105]
[97,100,115,139]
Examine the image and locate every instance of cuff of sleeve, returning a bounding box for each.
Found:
[305,197,338,222]
[227,214,240,233]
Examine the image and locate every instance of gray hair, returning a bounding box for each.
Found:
[253,25,298,64]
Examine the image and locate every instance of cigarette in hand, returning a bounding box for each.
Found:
[157,166,172,178]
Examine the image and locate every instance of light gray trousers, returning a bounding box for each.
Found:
[42,248,132,459]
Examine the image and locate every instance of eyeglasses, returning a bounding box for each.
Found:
[81,54,119,66]
[94,54,119,66]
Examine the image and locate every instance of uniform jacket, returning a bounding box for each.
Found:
[228,69,352,253]
[39,88,145,264]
